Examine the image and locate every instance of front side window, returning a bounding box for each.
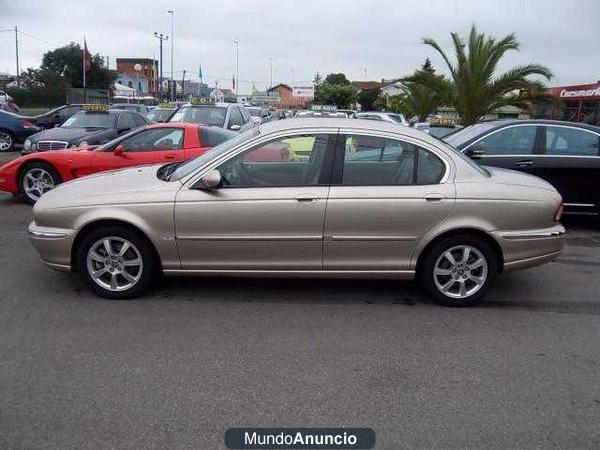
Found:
[341,135,445,185]
[218,134,332,187]
[116,113,136,130]
[475,125,537,155]
[545,126,599,156]
[118,128,184,152]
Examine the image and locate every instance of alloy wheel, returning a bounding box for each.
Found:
[433,245,488,299]
[0,131,13,151]
[22,168,56,201]
[86,237,144,292]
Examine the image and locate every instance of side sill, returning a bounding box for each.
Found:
[162,269,416,280]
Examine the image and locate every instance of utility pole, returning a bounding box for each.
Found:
[181,69,186,100]
[167,10,174,101]
[15,26,20,88]
[234,40,239,97]
[154,32,168,100]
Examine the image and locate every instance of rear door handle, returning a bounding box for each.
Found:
[295,194,317,203]
[164,154,176,160]
[515,159,533,167]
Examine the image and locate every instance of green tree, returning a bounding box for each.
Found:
[313,71,322,86]
[356,88,380,111]
[412,25,552,125]
[314,84,355,109]
[35,43,115,89]
[323,73,351,86]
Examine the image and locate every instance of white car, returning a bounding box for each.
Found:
[356,112,408,126]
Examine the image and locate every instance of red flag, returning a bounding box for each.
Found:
[84,39,92,72]
[232,74,236,90]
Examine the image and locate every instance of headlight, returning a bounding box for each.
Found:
[31,143,37,151]
[24,140,31,150]
[78,140,88,147]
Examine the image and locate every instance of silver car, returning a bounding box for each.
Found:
[28,119,565,306]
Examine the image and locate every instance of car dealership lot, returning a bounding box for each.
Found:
[1,150,600,448]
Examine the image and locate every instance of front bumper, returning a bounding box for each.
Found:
[28,221,75,272]
[494,224,566,272]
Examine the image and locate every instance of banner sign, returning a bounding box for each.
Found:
[292,86,315,98]
[311,104,337,112]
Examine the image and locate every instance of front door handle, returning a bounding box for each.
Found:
[295,194,317,203]
[515,159,533,167]
[424,194,446,202]
[164,154,176,160]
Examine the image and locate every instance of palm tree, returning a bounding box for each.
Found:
[387,82,442,122]
[412,25,553,125]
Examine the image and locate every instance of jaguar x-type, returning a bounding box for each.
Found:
[28,119,565,306]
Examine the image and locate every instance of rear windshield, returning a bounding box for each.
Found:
[169,106,227,127]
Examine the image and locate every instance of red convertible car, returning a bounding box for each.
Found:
[0,123,235,203]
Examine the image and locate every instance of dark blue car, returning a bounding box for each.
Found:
[0,110,41,152]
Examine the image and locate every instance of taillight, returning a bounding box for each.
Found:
[553,202,564,222]
[21,120,37,129]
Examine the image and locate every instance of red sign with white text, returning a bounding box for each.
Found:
[548,83,600,101]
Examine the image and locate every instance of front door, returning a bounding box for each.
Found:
[324,133,454,271]
[174,132,336,270]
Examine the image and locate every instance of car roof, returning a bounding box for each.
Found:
[259,118,443,143]
[476,118,600,132]
[182,102,233,108]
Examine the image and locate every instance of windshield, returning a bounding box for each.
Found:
[146,109,174,122]
[168,127,260,181]
[444,122,498,147]
[169,106,227,127]
[62,112,115,128]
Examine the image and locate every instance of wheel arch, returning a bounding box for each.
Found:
[70,218,162,273]
[415,227,505,276]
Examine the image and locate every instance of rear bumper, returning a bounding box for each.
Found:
[28,222,75,271]
[493,224,566,272]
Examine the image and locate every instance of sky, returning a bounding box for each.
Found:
[1,0,599,94]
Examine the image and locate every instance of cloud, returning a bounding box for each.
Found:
[1,0,598,93]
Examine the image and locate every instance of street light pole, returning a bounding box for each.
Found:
[269,57,273,88]
[154,32,168,100]
[15,26,20,88]
[234,40,239,97]
[167,10,174,100]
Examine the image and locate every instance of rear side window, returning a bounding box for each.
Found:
[229,107,243,127]
[132,113,147,127]
[199,127,236,147]
[545,126,599,156]
[340,135,445,186]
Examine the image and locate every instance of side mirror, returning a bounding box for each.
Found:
[196,169,222,190]
[466,146,486,159]
[114,144,126,155]
[229,124,241,131]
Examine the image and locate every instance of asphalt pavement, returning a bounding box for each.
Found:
[1,150,599,449]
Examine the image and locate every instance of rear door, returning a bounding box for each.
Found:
[91,127,186,172]
[324,132,454,271]
[535,125,600,208]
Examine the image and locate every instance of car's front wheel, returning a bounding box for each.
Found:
[420,235,498,307]
[0,129,14,152]
[19,162,62,204]
[76,226,158,299]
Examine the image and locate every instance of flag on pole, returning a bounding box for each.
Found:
[83,39,92,72]
[232,74,236,91]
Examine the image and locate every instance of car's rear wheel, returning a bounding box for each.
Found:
[420,235,498,307]
[76,226,157,299]
[0,129,14,152]
[18,162,62,204]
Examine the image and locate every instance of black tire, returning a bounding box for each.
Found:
[76,226,158,300]
[420,234,498,307]
[0,129,15,152]
[18,161,62,204]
